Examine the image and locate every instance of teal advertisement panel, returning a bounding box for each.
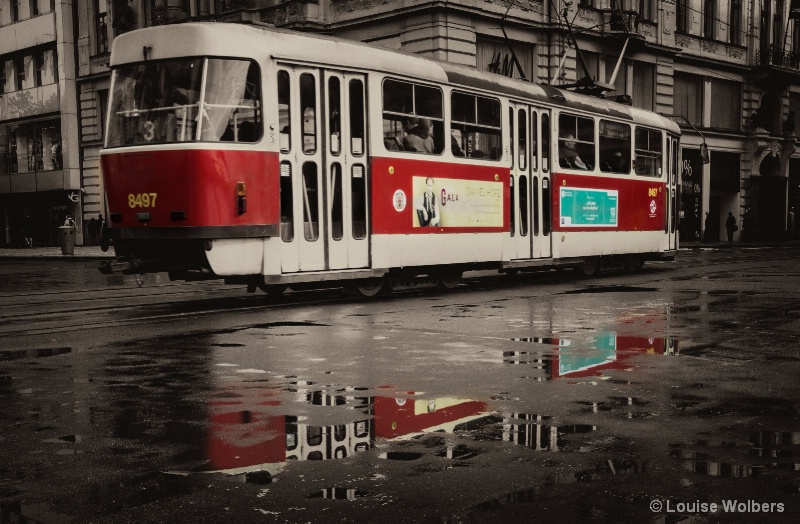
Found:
[559,187,618,227]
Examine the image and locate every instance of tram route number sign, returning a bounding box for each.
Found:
[559,187,618,227]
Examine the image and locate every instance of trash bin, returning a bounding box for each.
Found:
[58,225,76,255]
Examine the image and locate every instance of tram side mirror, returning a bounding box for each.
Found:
[700,143,710,164]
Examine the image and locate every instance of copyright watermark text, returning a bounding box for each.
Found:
[650,499,784,514]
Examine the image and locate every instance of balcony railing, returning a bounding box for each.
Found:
[757,44,800,70]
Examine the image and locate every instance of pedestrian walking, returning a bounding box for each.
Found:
[725,212,737,242]
[789,207,796,239]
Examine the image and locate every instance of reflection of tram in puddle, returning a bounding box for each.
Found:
[200,325,680,479]
[203,387,372,479]
[201,386,492,479]
[505,332,678,380]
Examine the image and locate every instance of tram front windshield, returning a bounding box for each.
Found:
[105,58,261,147]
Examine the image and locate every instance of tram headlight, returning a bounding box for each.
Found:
[236,182,247,215]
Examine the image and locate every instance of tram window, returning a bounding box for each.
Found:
[300,74,317,154]
[331,163,343,241]
[509,175,515,237]
[450,92,502,161]
[634,127,663,176]
[382,78,444,154]
[531,112,539,171]
[672,138,679,185]
[542,177,551,235]
[307,426,323,446]
[558,114,594,170]
[349,79,365,156]
[519,175,529,236]
[509,108,514,169]
[541,113,550,172]
[107,58,264,146]
[598,120,631,174]
[278,71,291,152]
[518,109,527,170]
[352,165,367,240]
[280,162,294,242]
[328,77,341,155]
[209,59,262,143]
[302,162,319,241]
[533,176,540,235]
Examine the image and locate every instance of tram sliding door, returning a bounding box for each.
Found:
[277,65,369,273]
[531,109,552,259]
[278,65,324,272]
[668,134,679,250]
[323,71,369,270]
[510,103,531,260]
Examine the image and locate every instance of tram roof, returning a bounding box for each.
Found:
[110,22,679,134]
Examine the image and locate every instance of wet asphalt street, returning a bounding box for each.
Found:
[1,244,800,523]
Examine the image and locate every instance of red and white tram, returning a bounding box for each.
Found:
[100,22,681,295]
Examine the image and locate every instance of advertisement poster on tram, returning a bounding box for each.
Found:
[411,176,503,228]
[558,187,619,227]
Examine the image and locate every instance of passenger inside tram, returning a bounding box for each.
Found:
[559,134,588,169]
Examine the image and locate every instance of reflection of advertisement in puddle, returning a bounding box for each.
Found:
[507,326,678,380]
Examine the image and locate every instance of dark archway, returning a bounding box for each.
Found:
[755,155,787,240]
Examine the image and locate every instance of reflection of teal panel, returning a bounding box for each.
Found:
[559,187,618,227]
[559,333,617,375]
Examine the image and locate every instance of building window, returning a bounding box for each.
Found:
[632,61,654,111]
[639,0,654,21]
[477,38,536,82]
[703,0,716,39]
[582,51,599,82]
[0,63,5,95]
[113,0,136,36]
[674,73,703,125]
[30,0,39,16]
[11,0,20,22]
[676,0,687,33]
[34,53,44,87]
[605,55,626,96]
[730,0,742,45]
[710,79,741,130]
[774,0,785,48]
[2,120,62,174]
[14,57,25,91]
[97,0,109,54]
[794,20,800,54]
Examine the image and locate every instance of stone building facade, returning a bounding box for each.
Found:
[6,0,797,246]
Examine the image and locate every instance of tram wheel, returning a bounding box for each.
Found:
[623,255,645,273]
[348,276,393,297]
[437,269,463,289]
[258,283,288,296]
[577,257,601,277]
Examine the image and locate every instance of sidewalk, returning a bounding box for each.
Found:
[0,245,115,259]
